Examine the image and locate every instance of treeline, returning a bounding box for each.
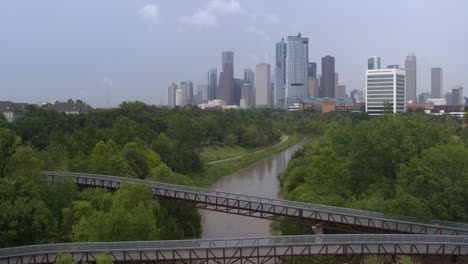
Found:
[279,114,468,235]
[0,102,317,248]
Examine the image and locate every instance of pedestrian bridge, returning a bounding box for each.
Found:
[44,171,468,236]
[1,234,467,264]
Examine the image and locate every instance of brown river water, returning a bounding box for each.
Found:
[200,138,308,238]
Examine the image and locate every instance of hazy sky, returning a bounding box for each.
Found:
[1,0,467,107]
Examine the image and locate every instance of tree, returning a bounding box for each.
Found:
[89,140,136,177]
[0,128,20,178]
[55,253,76,264]
[96,253,114,264]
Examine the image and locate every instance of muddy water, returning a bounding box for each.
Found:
[200,138,308,238]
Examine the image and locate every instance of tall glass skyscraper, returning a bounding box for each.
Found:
[275,33,309,107]
[367,56,381,70]
[404,53,417,102]
[218,51,234,104]
[207,68,217,100]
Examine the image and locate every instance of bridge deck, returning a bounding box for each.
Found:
[1,235,467,264]
[43,171,468,236]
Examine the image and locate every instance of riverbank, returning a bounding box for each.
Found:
[192,134,305,188]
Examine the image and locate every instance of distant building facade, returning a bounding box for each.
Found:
[308,62,317,78]
[367,56,381,70]
[175,89,184,106]
[255,63,271,108]
[0,101,27,122]
[51,100,92,114]
[207,68,217,100]
[218,51,235,105]
[308,77,320,97]
[167,82,178,107]
[366,68,406,115]
[418,92,431,103]
[336,85,346,98]
[299,97,355,114]
[351,89,365,104]
[275,33,309,107]
[431,67,443,98]
[180,81,194,105]
[320,55,335,98]
[405,53,417,102]
[452,86,463,105]
[244,69,255,86]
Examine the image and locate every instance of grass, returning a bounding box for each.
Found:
[201,145,249,163]
[191,134,305,188]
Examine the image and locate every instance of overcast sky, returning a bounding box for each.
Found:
[1,0,467,107]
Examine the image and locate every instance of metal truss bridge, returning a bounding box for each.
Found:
[1,235,467,264]
[43,171,468,236]
[2,171,467,263]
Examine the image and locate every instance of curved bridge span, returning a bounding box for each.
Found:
[44,171,468,236]
[1,235,467,264]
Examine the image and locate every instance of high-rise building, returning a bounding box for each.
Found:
[418,92,431,103]
[368,56,381,70]
[335,72,339,98]
[218,51,234,104]
[336,85,346,98]
[241,84,253,108]
[244,69,255,86]
[366,68,406,115]
[275,33,309,107]
[405,53,417,103]
[167,82,178,107]
[308,62,317,78]
[195,84,208,104]
[387,65,400,69]
[255,63,271,108]
[179,81,193,105]
[431,67,443,98]
[321,55,335,98]
[444,92,453,105]
[308,77,319,97]
[233,78,244,105]
[175,89,184,107]
[207,68,217,100]
[452,86,463,105]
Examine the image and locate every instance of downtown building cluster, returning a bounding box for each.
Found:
[167,33,465,115]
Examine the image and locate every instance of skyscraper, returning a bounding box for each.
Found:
[321,55,335,98]
[218,51,234,104]
[308,62,317,78]
[452,86,463,105]
[308,77,319,97]
[366,68,406,115]
[336,85,346,98]
[175,89,184,107]
[233,78,244,105]
[418,92,431,103]
[405,53,417,102]
[241,84,253,108]
[431,67,443,98]
[255,63,271,108]
[167,82,178,107]
[207,68,217,100]
[244,69,255,86]
[179,81,193,105]
[275,33,309,107]
[367,56,381,70]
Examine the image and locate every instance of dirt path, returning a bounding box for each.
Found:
[206,135,290,165]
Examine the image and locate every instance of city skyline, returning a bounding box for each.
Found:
[1,0,467,107]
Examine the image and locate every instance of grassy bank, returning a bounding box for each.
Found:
[201,145,249,163]
[192,134,305,187]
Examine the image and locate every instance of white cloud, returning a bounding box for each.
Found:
[139,4,159,21]
[246,25,270,41]
[181,0,243,28]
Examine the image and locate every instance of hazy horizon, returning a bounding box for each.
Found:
[1,0,467,107]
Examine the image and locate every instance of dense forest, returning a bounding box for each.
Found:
[0,102,320,247]
[279,113,468,235]
[1,101,466,248]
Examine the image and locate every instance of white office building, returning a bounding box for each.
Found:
[366,68,406,115]
[175,89,185,107]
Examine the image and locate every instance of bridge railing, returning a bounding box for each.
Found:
[43,171,468,233]
[2,234,468,258]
